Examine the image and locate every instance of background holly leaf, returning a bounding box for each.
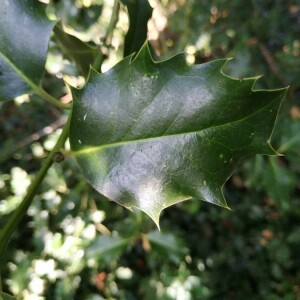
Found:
[121,0,153,56]
[147,231,188,258]
[86,235,129,264]
[245,156,297,212]
[69,43,286,226]
[53,23,100,77]
[51,0,103,33]
[0,0,54,101]
[0,291,16,299]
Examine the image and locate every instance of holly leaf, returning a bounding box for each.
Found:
[121,0,153,56]
[69,42,286,227]
[0,0,54,101]
[53,23,100,77]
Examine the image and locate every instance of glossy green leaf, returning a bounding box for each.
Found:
[70,42,286,226]
[0,0,54,101]
[121,0,153,56]
[54,23,100,77]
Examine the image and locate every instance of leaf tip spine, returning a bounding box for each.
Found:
[130,40,156,65]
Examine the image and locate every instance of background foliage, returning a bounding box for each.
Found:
[0,0,299,299]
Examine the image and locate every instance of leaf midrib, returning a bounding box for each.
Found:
[0,51,41,93]
[73,93,279,156]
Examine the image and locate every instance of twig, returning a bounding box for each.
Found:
[93,0,120,70]
[0,116,67,164]
[0,112,71,260]
[258,43,287,86]
[34,87,71,110]
[103,0,120,48]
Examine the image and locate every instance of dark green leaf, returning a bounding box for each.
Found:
[53,0,102,32]
[86,235,129,262]
[121,0,153,56]
[0,292,16,300]
[70,43,286,226]
[263,157,296,211]
[54,23,100,77]
[244,155,296,211]
[147,231,188,255]
[0,0,54,101]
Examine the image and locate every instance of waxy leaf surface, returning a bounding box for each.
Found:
[70,43,285,226]
[0,0,54,101]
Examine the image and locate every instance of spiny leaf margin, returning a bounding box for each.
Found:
[69,42,286,227]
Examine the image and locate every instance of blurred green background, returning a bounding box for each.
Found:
[0,0,300,299]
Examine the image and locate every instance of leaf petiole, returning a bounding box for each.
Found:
[33,86,71,110]
[0,52,70,110]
